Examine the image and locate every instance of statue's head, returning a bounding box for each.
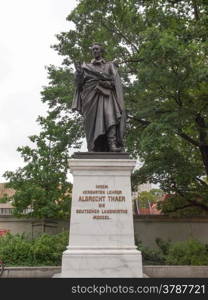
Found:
[91,43,105,59]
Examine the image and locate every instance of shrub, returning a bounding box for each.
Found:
[32,232,68,266]
[0,233,32,266]
[165,239,208,265]
[0,231,68,266]
[1,233,208,266]
[136,239,165,265]
[155,238,171,255]
[136,238,208,266]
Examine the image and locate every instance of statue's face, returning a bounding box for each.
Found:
[92,45,102,59]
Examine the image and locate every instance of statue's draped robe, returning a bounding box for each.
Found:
[72,59,125,152]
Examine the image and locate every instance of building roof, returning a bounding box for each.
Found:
[134,203,162,215]
[0,183,15,198]
[0,183,15,209]
[0,203,14,209]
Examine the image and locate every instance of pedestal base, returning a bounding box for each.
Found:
[58,246,143,278]
[55,155,143,278]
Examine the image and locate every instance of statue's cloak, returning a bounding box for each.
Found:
[72,61,126,151]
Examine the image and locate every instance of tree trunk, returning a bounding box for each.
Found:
[195,114,208,176]
[199,145,208,176]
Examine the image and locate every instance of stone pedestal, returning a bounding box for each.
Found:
[58,153,143,277]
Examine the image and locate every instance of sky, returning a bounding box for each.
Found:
[0,0,78,182]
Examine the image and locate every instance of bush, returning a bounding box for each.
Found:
[0,233,32,266]
[1,233,208,266]
[136,238,208,266]
[136,239,166,265]
[155,238,171,255]
[32,232,68,266]
[165,239,208,265]
[0,231,68,266]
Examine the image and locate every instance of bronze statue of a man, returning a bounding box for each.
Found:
[72,43,126,152]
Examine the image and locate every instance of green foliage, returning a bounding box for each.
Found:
[52,0,208,215]
[3,116,73,219]
[0,233,32,266]
[0,194,9,203]
[0,232,68,266]
[137,237,208,265]
[1,233,208,266]
[165,239,208,265]
[31,232,68,265]
[155,237,171,255]
[157,192,208,216]
[4,0,208,216]
[136,188,164,208]
[137,240,166,265]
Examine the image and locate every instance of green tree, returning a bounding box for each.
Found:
[3,115,74,218]
[0,194,9,203]
[4,0,208,216]
[49,0,207,215]
[136,189,164,208]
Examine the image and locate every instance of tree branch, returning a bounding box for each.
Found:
[192,0,200,21]
[127,115,151,126]
[195,177,208,187]
[101,20,139,53]
[165,201,208,213]
[175,90,182,106]
[195,114,208,175]
[176,130,200,147]
[117,58,143,64]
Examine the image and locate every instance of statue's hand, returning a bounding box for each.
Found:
[99,80,114,89]
[74,62,82,73]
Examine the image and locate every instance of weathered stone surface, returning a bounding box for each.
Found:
[58,158,143,278]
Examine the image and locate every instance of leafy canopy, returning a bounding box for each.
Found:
[3,115,73,219]
[3,0,208,216]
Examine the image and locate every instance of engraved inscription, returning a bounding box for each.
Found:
[76,185,128,220]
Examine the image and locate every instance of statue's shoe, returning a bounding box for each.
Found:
[108,143,122,152]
